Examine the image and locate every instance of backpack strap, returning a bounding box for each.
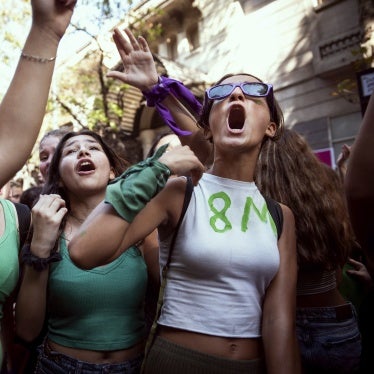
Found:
[14,202,31,249]
[264,197,283,240]
[165,176,193,266]
[141,176,193,373]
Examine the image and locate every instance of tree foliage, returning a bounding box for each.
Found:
[0,1,30,69]
[332,0,374,102]
[331,36,373,103]
[81,0,133,18]
[1,0,148,186]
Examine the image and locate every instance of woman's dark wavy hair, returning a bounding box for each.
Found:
[197,73,284,141]
[42,130,129,236]
[255,128,357,270]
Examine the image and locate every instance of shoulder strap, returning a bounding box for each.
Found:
[165,176,193,267]
[14,202,31,249]
[264,196,283,240]
[141,177,193,373]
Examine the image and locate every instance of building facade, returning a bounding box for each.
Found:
[123,0,373,166]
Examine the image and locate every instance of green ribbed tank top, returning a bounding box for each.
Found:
[0,199,19,366]
[47,238,147,350]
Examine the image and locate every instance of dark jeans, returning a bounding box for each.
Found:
[296,303,361,374]
[35,343,143,374]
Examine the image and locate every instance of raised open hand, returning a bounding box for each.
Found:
[107,28,159,92]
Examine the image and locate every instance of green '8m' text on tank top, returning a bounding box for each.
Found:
[47,238,147,351]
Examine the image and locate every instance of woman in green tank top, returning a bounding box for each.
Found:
[0,199,21,371]
[15,130,150,374]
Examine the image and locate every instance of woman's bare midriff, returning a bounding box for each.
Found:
[158,326,263,360]
[47,338,144,364]
[297,287,348,308]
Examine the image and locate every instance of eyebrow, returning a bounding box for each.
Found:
[64,138,98,148]
[39,145,55,151]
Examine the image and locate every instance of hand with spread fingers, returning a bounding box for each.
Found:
[107,28,159,92]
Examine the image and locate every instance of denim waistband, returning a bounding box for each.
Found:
[296,302,356,322]
[40,341,143,374]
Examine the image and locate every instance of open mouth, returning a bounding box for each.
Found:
[77,160,95,173]
[228,105,245,131]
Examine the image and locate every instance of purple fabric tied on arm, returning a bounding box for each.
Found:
[142,76,203,136]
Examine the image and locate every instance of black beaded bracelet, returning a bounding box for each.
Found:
[21,244,62,272]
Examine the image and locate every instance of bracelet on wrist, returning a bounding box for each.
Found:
[21,244,62,272]
[21,51,56,63]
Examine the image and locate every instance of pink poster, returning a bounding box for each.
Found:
[314,148,334,167]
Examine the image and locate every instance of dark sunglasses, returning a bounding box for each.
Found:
[206,82,273,100]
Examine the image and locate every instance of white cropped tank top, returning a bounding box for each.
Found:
[158,174,280,338]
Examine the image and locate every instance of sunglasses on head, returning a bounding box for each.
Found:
[206,82,273,100]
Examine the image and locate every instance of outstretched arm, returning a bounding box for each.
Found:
[69,145,204,269]
[107,28,212,165]
[345,95,374,258]
[0,0,76,187]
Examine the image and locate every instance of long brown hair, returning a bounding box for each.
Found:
[255,128,357,270]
